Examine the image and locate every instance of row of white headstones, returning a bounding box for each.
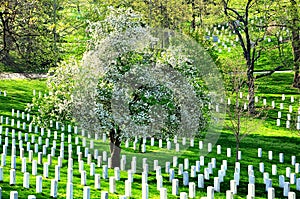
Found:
[0,108,300,199]
[31,88,300,130]
[204,22,290,53]
[224,93,300,130]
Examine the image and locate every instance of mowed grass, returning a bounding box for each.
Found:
[0,79,47,117]
[0,76,299,198]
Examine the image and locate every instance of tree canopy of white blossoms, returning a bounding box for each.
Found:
[28,7,225,167]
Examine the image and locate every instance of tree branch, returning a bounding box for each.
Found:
[255,65,284,79]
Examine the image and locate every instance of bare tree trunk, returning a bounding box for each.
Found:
[247,68,255,114]
[109,128,121,168]
[235,139,240,162]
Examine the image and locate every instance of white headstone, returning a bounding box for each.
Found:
[284,182,290,197]
[36,175,42,193]
[183,171,189,186]
[109,177,116,193]
[230,180,237,194]
[265,178,272,192]
[198,174,204,188]
[66,183,73,199]
[172,179,179,195]
[214,177,220,192]
[290,173,296,184]
[101,191,108,199]
[226,190,234,199]
[286,167,291,178]
[227,148,231,157]
[279,175,285,188]
[95,174,101,189]
[10,191,18,199]
[81,170,87,186]
[83,186,90,199]
[204,168,209,180]
[288,192,296,199]
[67,167,73,183]
[267,187,275,199]
[50,179,58,198]
[179,192,187,199]
[248,184,255,197]
[157,175,163,190]
[208,143,212,152]
[207,186,214,199]
[259,162,264,173]
[297,178,300,191]
[102,165,108,179]
[291,156,296,166]
[200,156,205,166]
[55,165,60,181]
[279,153,284,163]
[142,183,148,199]
[125,180,131,197]
[23,172,30,188]
[32,160,37,175]
[184,158,189,170]
[268,151,273,160]
[199,141,203,149]
[8,168,15,186]
[43,163,49,178]
[272,165,277,175]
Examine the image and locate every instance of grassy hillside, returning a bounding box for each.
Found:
[0,74,299,198]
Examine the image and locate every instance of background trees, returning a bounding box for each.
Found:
[0,0,58,72]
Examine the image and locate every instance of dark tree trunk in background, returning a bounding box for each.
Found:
[247,64,255,114]
[290,0,300,88]
[0,11,12,62]
[191,0,196,31]
[138,138,143,153]
[223,0,258,115]
[109,127,121,168]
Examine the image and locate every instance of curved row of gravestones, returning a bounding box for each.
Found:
[224,93,300,130]
[29,89,300,132]
[0,109,299,199]
[203,20,291,53]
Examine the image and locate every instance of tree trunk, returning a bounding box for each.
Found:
[236,139,240,162]
[290,0,300,88]
[191,0,196,31]
[109,128,121,168]
[138,138,143,153]
[247,69,255,114]
[0,13,11,62]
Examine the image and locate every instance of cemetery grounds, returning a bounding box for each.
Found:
[0,74,299,199]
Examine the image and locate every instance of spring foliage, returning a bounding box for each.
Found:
[28,7,218,141]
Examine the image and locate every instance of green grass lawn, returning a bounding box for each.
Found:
[0,76,299,198]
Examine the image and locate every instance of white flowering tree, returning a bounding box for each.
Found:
[29,7,224,168]
[26,59,80,126]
